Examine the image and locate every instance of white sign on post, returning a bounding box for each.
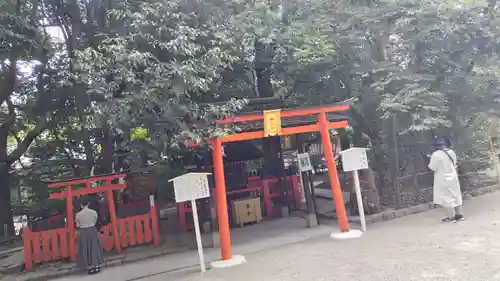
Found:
[297,153,313,204]
[297,153,313,172]
[169,172,211,273]
[172,173,211,203]
[340,147,369,232]
[340,147,369,172]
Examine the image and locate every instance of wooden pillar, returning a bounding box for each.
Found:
[66,185,76,261]
[262,179,273,217]
[212,138,232,260]
[291,176,301,208]
[106,179,122,252]
[296,135,316,216]
[150,196,160,247]
[318,112,349,232]
[391,115,401,208]
[22,227,32,271]
[177,203,187,232]
[277,137,291,215]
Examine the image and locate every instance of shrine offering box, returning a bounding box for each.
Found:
[232,197,262,227]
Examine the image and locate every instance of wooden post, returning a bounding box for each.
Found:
[262,180,273,217]
[209,196,219,248]
[277,137,291,215]
[296,135,317,227]
[318,112,349,232]
[191,199,206,272]
[106,179,122,253]
[150,196,160,247]
[66,185,76,261]
[352,170,366,232]
[177,203,187,232]
[22,227,32,271]
[391,115,401,208]
[212,138,232,261]
[291,176,301,208]
[307,170,320,224]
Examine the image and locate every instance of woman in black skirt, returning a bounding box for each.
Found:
[75,196,104,274]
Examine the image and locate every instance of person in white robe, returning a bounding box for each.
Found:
[428,137,464,222]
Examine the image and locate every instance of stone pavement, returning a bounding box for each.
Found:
[0,247,24,275]
[151,190,500,281]
[7,185,500,281]
[9,215,341,281]
[37,217,336,281]
[7,242,190,281]
[50,189,500,281]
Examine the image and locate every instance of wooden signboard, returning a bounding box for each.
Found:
[232,197,262,227]
[263,109,281,137]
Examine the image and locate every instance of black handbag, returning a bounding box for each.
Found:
[95,217,102,232]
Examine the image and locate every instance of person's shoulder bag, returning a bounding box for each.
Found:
[441,149,460,181]
[441,149,456,166]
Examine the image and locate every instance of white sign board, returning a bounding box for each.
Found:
[168,172,211,272]
[340,147,368,233]
[340,147,369,172]
[169,173,211,203]
[149,194,155,207]
[297,153,313,172]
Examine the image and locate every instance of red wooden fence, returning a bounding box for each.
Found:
[22,228,71,266]
[100,211,160,251]
[176,175,301,231]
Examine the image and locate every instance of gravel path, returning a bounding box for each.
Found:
[147,191,500,281]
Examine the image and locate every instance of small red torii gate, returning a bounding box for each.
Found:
[48,174,127,258]
[23,173,160,271]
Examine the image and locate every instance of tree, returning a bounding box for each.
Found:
[9,0,250,220]
[0,0,77,233]
[224,0,500,204]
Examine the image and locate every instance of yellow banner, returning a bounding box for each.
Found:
[263,109,281,137]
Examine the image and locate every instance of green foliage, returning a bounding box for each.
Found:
[130,127,149,141]
[76,0,249,149]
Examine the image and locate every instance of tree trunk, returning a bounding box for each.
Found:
[0,163,14,237]
[254,39,275,97]
[98,127,114,174]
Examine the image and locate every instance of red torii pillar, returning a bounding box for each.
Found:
[318,112,349,231]
[65,185,76,261]
[212,139,233,260]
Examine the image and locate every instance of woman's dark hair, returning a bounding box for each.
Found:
[78,196,91,207]
[444,137,452,147]
[434,137,445,145]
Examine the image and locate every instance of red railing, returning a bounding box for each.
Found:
[100,213,160,251]
[23,228,71,269]
[29,200,150,233]
[176,175,301,231]
[262,176,301,217]
[30,213,66,232]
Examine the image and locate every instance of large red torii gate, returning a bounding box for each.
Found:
[207,104,352,263]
